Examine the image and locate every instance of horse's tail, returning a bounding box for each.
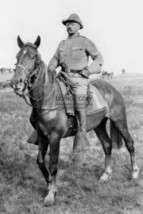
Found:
[110,120,123,149]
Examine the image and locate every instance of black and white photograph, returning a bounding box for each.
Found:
[0,0,143,213]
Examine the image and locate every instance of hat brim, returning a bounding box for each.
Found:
[62,19,83,29]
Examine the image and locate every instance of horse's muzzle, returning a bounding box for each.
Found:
[11,78,25,93]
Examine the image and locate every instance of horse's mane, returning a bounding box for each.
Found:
[34,48,53,86]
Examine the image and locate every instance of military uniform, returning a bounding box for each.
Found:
[48,33,103,106]
[48,14,103,153]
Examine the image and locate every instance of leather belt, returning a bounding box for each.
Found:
[62,67,87,74]
[70,69,82,74]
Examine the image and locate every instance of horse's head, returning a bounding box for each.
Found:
[11,35,41,94]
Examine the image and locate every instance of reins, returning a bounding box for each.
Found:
[22,95,57,111]
[16,59,58,111]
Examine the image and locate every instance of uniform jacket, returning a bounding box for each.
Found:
[48,33,103,74]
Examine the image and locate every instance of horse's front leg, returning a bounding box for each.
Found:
[44,132,61,206]
[37,135,50,192]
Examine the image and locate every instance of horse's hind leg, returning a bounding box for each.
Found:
[112,118,139,179]
[94,118,112,181]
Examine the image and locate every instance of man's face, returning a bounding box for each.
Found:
[66,22,80,35]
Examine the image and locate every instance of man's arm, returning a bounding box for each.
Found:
[85,39,103,74]
[47,48,60,82]
[48,48,59,72]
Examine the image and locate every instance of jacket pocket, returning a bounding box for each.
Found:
[72,47,84,59]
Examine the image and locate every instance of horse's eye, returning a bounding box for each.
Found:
[31,55,35,59]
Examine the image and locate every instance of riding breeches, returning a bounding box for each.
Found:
[58,72,88,110]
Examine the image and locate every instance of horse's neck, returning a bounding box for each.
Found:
[29,63,58,110]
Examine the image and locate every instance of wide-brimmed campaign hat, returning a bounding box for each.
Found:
[62,13,84,29]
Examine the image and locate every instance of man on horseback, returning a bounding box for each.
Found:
[48,13,103,153]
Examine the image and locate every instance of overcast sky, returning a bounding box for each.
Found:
[0,0,143,73]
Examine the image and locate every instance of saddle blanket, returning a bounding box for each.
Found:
[56,79,107,116]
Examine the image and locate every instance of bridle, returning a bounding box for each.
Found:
[15,54,57,111]
[16,63,40,94]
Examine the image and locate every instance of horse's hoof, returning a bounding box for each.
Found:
[99,172,112,182]
[132,168,140,179]
[99,167,112,182]
[44,192,55,206]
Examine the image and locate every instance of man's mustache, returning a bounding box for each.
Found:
[67,27,72,31]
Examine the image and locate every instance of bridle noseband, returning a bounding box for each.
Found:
[16,60,40,96]
[16,64,29,76]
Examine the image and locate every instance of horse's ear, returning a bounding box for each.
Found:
[17,35,24,48]
[34,36,41,48]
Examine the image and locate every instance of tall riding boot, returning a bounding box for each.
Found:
[73,109,90,153]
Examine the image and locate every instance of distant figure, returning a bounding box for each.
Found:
[108,72,114,79]
[0,68,3,74]
[102,70,113,79]
[8,68,12,73]
[0,68,5,74]
[0,68,12,74]
[122,68,126,74]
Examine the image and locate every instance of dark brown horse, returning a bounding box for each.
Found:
[11,36,139,206]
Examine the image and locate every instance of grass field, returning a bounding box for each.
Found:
[0,73,143,214]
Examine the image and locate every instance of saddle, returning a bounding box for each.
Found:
[56,77,107,116]
[27,78,107,145]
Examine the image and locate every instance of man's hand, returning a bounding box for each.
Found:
[48,68,56,83]
[80,68,90,78]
